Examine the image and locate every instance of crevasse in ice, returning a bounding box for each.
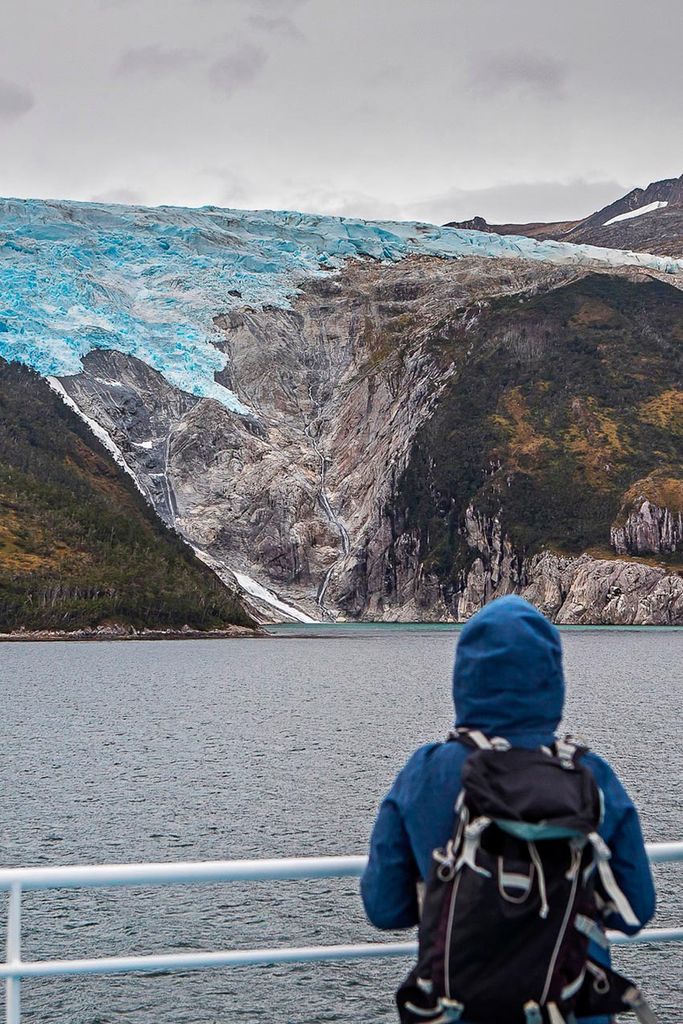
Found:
[1,197,681,412]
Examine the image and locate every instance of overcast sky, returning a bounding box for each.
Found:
[1,0,681,224]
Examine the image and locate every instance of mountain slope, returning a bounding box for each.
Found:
[0,360,253,633]
[365,273,683,623]
[564,175,683,254]
[1,198,682,624]
[446,174,683,257]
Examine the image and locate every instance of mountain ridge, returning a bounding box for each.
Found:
[445,174,683,257]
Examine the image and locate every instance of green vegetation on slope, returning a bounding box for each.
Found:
[0,360,253,632]
[398,274,683,583]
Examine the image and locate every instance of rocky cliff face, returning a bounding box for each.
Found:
[58,255,558,620]
[611,499,683,556]
[338,272,683,625]
[342,492,683,627]
[455,513,683,626]
[2,199,682,625]
[610,476,683,558]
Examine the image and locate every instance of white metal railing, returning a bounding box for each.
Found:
[2,842,682,1024]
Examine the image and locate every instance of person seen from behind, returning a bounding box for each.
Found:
[361,596,656,1024]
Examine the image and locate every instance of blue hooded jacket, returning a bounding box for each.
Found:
[361,597,655,1023]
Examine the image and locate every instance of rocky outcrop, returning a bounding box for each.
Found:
[416,508,683,626]
[611,497,683,555]
[357,497,683,625]
[514,553,683,627]
[414,518,683,626]
[455,504,523,619]
[551,556,683,625]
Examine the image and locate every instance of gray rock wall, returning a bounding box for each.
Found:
[611,498,683,555]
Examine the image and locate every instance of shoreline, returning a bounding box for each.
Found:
[0,624,262,642]
[2,622,681,642]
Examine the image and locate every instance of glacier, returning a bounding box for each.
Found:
[1,196,682,411]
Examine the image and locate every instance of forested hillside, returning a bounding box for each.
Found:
[0,361,253,633]
[399,274,683,579]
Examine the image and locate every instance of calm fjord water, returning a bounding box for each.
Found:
[2,628,681,1023]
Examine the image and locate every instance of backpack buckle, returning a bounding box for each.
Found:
[437,998,464,1021]
[554,737,577,769]
[623,987,659,1024]
[454,817,491,878]
[434,840,457,882]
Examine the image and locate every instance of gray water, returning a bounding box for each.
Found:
[1,628,681,1023]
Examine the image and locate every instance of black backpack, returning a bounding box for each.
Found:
[396,729,657,1024]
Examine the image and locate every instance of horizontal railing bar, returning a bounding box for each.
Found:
[0,943,416,978]
[645,841,683,863]
[1,930,681,980]
[0,856,369,892]
[0,929,681,980]
[0,842,680,892]
[608,927,683,945]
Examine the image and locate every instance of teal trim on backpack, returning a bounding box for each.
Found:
[495,820,586,841]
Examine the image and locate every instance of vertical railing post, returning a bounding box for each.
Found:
[5,883,21,1024]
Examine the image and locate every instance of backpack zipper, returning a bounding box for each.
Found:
[443,873,462,999]
[539,861,580,1005]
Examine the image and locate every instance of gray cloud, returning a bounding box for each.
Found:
[91,187,146,205]
[196,0,306,8]
[247,14,305,40]
[0,78,34,121]
[412,179,633,226]
[208,44,268,95]
[201,165,251,206]
[470,51,567,98]
[0,0,680,222]
[232,0,307,9]
[266,178,633,226]
[367,64,407,88]
[115,45,200,76]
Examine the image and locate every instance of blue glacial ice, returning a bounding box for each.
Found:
[1,197,681,412]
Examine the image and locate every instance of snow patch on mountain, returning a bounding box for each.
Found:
[232,570,318,623]
[189,541,317,623]
[604,200,668,226]
[47,375,148,497]
[2,197,682,410]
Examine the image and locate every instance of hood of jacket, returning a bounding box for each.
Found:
[453,596,564,743]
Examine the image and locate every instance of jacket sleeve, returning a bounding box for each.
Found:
[596,759,656,935]
[361,775,420,931]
